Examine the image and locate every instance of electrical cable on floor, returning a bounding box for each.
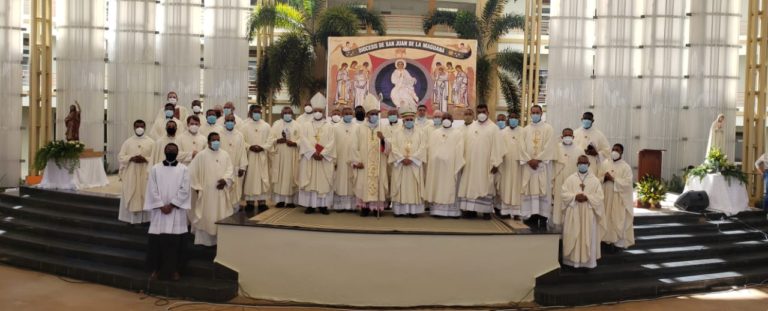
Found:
[139,277,172,307]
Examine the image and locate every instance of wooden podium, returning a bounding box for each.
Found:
[638,149,665,179]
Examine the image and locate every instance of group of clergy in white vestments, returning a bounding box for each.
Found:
[117,91,635,270]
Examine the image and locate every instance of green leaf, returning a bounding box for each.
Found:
[476,56,492,104]
[315,6,359,49]
[422,10,457,35]
[488,14,525,48]
[495,49,524,77]
[247,3,305,40]
[348,5,387,36]
[453,11,481,40]
[498,71,521,115]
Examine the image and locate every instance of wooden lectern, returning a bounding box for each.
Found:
[638,149,665,179]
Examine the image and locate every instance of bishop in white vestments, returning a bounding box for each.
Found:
[389,103,427,217]
[561,155,605,269]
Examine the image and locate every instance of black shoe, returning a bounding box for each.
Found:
[409,214,418,218]
[513,215,521,221]
[494,208,502,217]
[257,204,268,213]
[245,203,255,213]
[286,203,296,208]
[276,202,285,208]
[538,216,548,230]
[304,207,316,214]
[483,213,492,220]
[360,208,370,217]
[320,207,329,215]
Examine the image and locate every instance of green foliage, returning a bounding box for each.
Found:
[246,3,305,40]
[665,174,685,194]
[498,71,520,115]
[263,32,315,106]
[476,56,491,104]
[688,148,747,186]
[315,6,360,48]
[637,175,667,207]
[453,11,481,40]
[495,49,524,76]
[421,10,457,34]
[488,14,525,48]
[348,5,386,36]
[34,140,85,174]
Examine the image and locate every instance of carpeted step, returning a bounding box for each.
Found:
[19,186,120,207]
[0,200,145,235]
[633,218,767,236]
[1,193,118,218]
[597,237,768,265]
[534,265,768,306]
[632,226,768,248]
[633,213,701,225]
[0,245,237,302]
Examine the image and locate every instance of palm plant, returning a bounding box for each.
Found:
[247,1,385,106]
[423,0,525,113]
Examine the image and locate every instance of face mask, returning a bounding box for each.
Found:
[563,136,574,145]
[192,106,202,113]
[442,119,452,128]
[304,106,313,114]
[582,119,593,129]
[313,111,324,120]
[188,125,199,134]
[168,98,177,104]
[497,121,506,129]
[611,151,621,161]
[477,113,488,122]
[135,127,145,136]
[343,115,353,123]
[225,121,235,130]
[433,118,441,126]
[283,114,293,122]
[165,110,174,118]
[165,152,178,162]
[211,140,221,151]
[166,127,177,136]
[388,115,398,123]
[418,116,426,122]
[331,115,341,123]
[531,114,542,123]
[252,112,261,121]
[578,163,589,174]
[355,111,365,121]
[223,108,232,116]
[206,115,217,125]
[404,120,415,129]
[508,118,519,128]
[369,115,379,124]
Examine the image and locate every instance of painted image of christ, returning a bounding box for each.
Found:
[390,59,419,108]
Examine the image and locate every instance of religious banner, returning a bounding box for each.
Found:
[327,36,478,116]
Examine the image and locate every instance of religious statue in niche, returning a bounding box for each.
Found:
[65,100,81,141]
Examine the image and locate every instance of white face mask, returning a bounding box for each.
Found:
[442,119,452,128]
[135,127,145,136]
[563,136,574,145]
[304,106,313,114]
[331,115,341,123]
[313,111,324,120]
[192,106,202,113]
[477,113,488,122]
[611,151,621,161]
[168,98,177,104]
[189,125,200,134]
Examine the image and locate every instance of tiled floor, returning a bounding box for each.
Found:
[2,264,767,311]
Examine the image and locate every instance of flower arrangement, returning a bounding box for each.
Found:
[33,140,85,174]
[687,148,747,186]
[637,175,666,208]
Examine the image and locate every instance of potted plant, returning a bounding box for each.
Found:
[636,175,666,208]
[33,140,86,174]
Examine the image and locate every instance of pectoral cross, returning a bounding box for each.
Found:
[405,140,412,157]
[580,183,585,191]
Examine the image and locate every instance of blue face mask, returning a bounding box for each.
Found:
[369,115,379,125]
[206,115,217,125]
[508,118,519,128]
[225,121,235,130]
[578,163,589,174]
[223,108,232,116]
[283,114,293,122]
[531,114,542,123]
[404,120,415,129]
[582,119,593,129]
[433,118,441,126]
[211,140,221,151]
[165,110,174,118]
[343,115,353,123]
[388,115,398,123]
[252,112,261,121]
[497,121,506,129]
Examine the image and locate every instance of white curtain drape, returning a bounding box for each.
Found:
[158,0,202,109]
[0,0,23,187]
[683,0,740,167]
[55,0,106,150]
[203,0,250,114]
[545,0,595,130]
[548,0,739,180]
[106,0,158,171]
[593,0,641,168]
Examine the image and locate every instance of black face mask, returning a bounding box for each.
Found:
[166,127,177,136]
[164,152,178,163]
[355,111,365,121]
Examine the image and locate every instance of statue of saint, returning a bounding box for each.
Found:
[65,100,81,141]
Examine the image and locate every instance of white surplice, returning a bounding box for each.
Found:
[143,163,191,234]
